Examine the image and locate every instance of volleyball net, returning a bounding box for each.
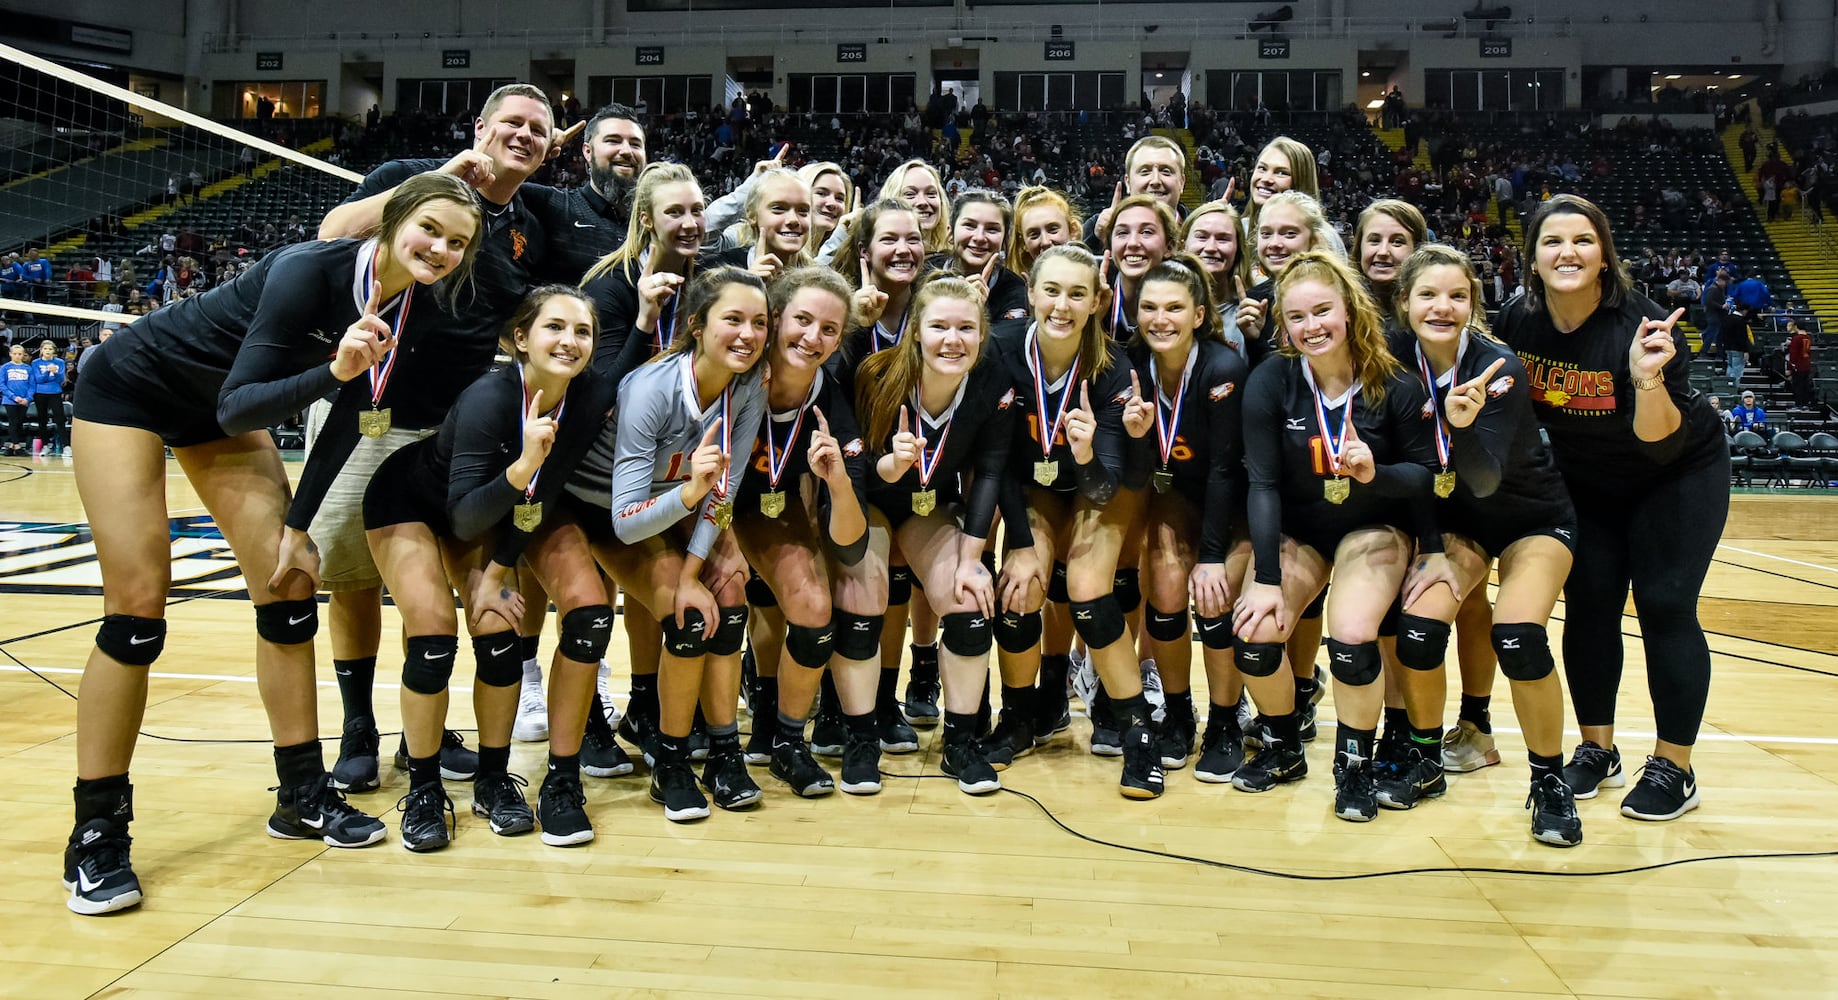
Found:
[0,40,360,339]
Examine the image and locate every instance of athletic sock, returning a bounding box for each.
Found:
[1460,693,1493,733]
[333,656,377,721]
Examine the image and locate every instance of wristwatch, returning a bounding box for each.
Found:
[1629,372,1665,391]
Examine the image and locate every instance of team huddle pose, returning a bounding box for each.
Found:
[58,86,1730,916]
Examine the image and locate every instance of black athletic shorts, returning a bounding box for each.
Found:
[72,347,226,449]
[361,441,451,534]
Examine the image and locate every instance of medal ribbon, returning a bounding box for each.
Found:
[911,393,956,490]
[1028,332,1080,461]
[1414,346,1453,473]
[1302,361,1355,477]
[1154,345,1196,469]
[648,250,694,354]
[516,363,567,502]
[711,380,734,501]
[360,245,414,408]
[764,393,813,491]
[873,300,910,354]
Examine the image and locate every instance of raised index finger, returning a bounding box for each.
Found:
[1466,357,1507,390]
[1129,368,1142,400]
[1080,380,1091,412]
[1234,274,1249,302]
[527,388,544,421]
[859,256,872,288]
[700,418,724,448]
[1111,181,1123,209]
[365,279,382,316]
[1661,307,1687,330]
[898,404,909,436]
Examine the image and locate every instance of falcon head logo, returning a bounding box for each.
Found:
[998,388,1016,409]
[843,437,864,457]
[1487,375,1513,398]
[1209,381,1236,401]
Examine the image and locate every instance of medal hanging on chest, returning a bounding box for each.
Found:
[358,246,413,439]
[1152,348,1195,495]
[1417,345,1458,499]
[760,396,811,519]
[1306,362,1357,505]
[1029,334,1080,487]
[512,364,566,532]
[911,401,955,518]
[708,381,735,529]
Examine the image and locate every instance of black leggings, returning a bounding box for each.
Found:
[4,403,26,448]
[34,395,63,449]
[1561,452,1730,747]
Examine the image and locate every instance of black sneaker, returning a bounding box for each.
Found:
[393,730,479,781]
[744,723,775,765]
[1120,724,1166,800]
[1375,748,1447,810]
[810,708,846,757]
[397,782,456,852]
[740,647,759,716]
[581,712,635,778]
[701,750,764,810]
[1033,666,1072,742]
[1156,703,1197,770]
[982,709,1035,771]
[941,739,1000,795]
[649,760,710,822]
[1193,717,1246,784]
[536,768,594,846]
[1231,742,1308,792]
[686,717,711,763]
[63,819,142,915]
[769,739,836,798]
[878,702,920,754]
[1562,741,1626,800]
[267,773,387,847]
[1296,685,1322,743]
[902,661,942,727]
[1089,693,1123,757]
[839,731,883,795]
[471,771,535,836]
[1620,756,1701,821]
[331,716,380,793]
[1528,772,1584,846]
[618,711,658,763]
[1373,725,1410,784]
[1333,756,1379,822]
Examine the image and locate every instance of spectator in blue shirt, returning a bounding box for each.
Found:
[1732,275,1774,314]
[1730,390,1768,433]
[1705,249,1740,284]
[30,339,66,456]
[2,343,32,456]
[15,249,54,303]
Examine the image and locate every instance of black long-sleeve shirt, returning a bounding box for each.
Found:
[736,367,871,523]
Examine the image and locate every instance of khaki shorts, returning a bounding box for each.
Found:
[303,398,436,592]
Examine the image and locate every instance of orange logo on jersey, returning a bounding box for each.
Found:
[1209,381,1236,401]
[1487,375,1513,398]
[510,228,527,260]
[998,388,1016,409]
[843,438,864,457]
[1518,352,1615,413]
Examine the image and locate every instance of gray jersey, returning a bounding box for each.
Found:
[567,352,764,558]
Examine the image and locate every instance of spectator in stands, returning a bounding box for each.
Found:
[14,249,54,303]
[1700,271,1730,359]
[0,254,19,305]
[1785,318,1815,408]
[2,343,29,456]
[64,260,97,306]
[1723,298,1755,390]
[1732,273,1774,316]
[1664,272,1701,311]
[1705,249,1739,284]
[1084,135,1187,249]
[31,339,66,456]
[1708,394,1737,433]
[1730,391,1768,433]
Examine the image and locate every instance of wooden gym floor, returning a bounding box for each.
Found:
[2,455,1836,999]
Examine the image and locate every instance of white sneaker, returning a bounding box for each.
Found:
[1070,648,1099,709]
[1139,658,1166,720]
[512,676,548,742]
[597,661,622,727]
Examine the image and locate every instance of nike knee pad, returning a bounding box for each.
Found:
[1493,622,1556,682]
[1394,614,1452,672]
[659,611,707,658]
[559,604,614,663]
[888,565,914,607]
[744,572,778,609]
[784,621,835,669]
[402,634,460,695]
[831,611,883,661]
[1194,614,1234,650]
[1326,638,1382,687]
[1145,605,1190,642]
[994,609,1043,654]
[1111,569,1142,615]
[1232,639,1285,677]
[1070,595,1127,649]
[707,605,748,656]
[254,598,318,646]
[940,611,993,657]
[96,614,165,666]
[472,631,523,688]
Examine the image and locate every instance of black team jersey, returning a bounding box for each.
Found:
[736,367,871,518]
[990,325,1141,517]
[1127,337,1250,563]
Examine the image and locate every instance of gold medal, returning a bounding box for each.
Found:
[1324,476,1350,504]
[911,489,937,516]
[1152,468,1174,494]
[1034,460,1058,486]
[760,490,786,518]
[358,407,391,438]
[512,501,542,531]
[1433,470,1456,499]
[711,499,734,530]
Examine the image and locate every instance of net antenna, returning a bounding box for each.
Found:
[0,39,359,333]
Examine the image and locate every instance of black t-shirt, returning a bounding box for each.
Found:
[1128,337,1250,563]
[580,253,697,390]
[1241,355,1442,584]
[1496,290,1724,496]
[526,182,627,285]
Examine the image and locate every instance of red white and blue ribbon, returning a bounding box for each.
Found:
[1028,331,1080,460]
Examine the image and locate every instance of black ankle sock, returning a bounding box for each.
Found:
[1038,653,1071,683]
[1295,674,1320,702]
[1410,725,1444,761]
[1267,710,1301,748]
[707,721,741,754]
[546,751,580,776]
[1529,751,1563,780]
[1164,688,1194,717]
[757,674,780,711]
[477,744,510,775]
[518,634,539,661]
[942,710,978,745]
[1383,706,1411,740]
[273,740,324,788]
[844,711,876,737]
[629,673,658,718]
[73,774,132,825]
[776,710,808,744]
[1460,694,1493,733]
[333,656,377,721]
[1117,693,1154,730]
[1335,725,1376,763]
[1001,684,1035,716]
[655,733,687,763]
[408,752,441,789]
[878,666,901,705]
[910,642,939,674]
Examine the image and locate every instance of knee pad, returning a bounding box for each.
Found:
[472,631,523,688]
[1233,639,1285,677]
[1145,605,1190,642]
[1493,622,1556,682]
[785,621,834,669]
[832,611,883,661]
[1326,638,1382,687]
[888,565,914,607]
[707,605,748,656]
[1070,595,1127,649]
[1395,614,1452,672]
[1048,562,1070,604]
[1111,569,1142,615]
[659,611,708,658]
[96,614,166,666]
[1300,585,1328,620]
[744,572,779,609]
[254,598,318,646]
[1377,597,1403,638]
[995,609,1043,653]
[560,604,614,663]
[1195,613,1233,651]
[402,634,460,695]
[940,611,993,657]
